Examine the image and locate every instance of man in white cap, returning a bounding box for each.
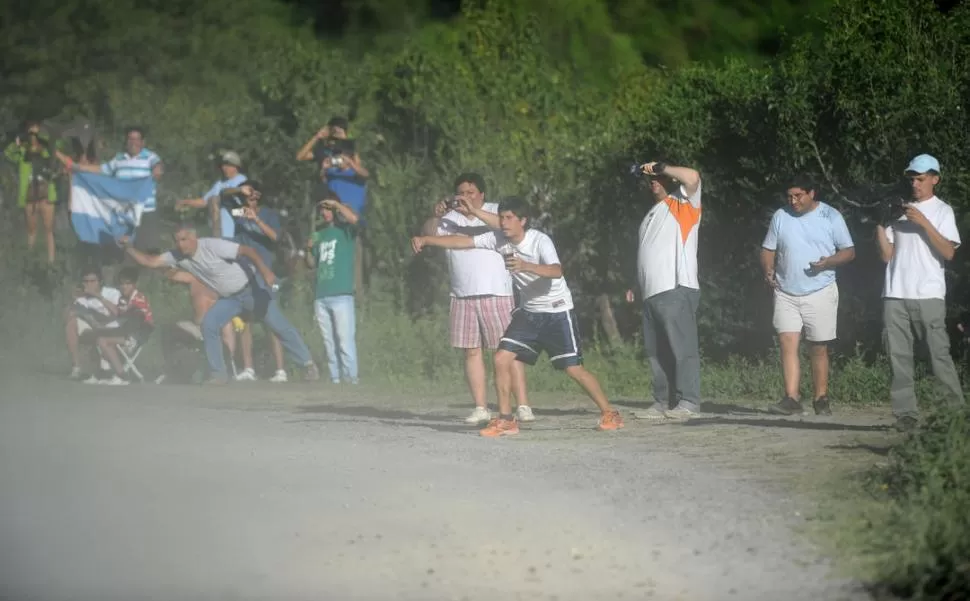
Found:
[876,154,965,431]
[175,150,247,240]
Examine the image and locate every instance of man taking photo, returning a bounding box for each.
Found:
[627,161,703,420]
[120,224,319,384]
[420,173,531,424]
[761,177,855,416]
[877,154,965,432]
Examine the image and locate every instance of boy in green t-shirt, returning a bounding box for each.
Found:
[306,191,360,384]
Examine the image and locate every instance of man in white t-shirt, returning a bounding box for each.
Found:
[65,267,122,381]
[421,173,531,424]
[626,161,703,420]
[876,154,965,431]
[412,196,623,436]
[761,176,855,416]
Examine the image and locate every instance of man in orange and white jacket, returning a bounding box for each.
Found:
[626,161,703,421]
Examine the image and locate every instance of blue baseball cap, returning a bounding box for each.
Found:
[904,154,941,175]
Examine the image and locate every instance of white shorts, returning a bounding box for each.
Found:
[773,283,839,342]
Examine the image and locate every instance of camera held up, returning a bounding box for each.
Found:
[838,181,910,226]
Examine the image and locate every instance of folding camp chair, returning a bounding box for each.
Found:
[117,331,151,383]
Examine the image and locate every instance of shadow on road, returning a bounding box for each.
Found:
[612,399,771,416]
[824,443,893,457]
[677,417,891,432]
[297,404,453,421]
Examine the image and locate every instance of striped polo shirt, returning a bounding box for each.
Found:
[101,148,162,212]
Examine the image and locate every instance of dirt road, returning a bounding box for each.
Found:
[0,376,887,600]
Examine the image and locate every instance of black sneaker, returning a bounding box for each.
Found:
[812,395,832,416]
[894,415,918,433]
[768,396,804,416]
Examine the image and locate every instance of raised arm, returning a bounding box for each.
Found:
[54,149,103,174]
[174,197,207,210]
[4,140,23,163]
[462,199,500,230]
[120,237,170,269]
[297,127,328,161]
[659,164,701,197]
[411,234,475,254]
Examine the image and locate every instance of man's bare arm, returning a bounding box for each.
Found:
[876,226,895,263]
[661,165,701,197]
[121,240,169,269]
[464,201,500,230]
[411,234,475,253]
[760,248,778,287]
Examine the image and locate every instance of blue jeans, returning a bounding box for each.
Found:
[201,284,313,379]
[313,295,358,383]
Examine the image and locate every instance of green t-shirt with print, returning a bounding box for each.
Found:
[310,224,356,298]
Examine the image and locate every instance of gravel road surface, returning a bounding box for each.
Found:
[0,378,871,601]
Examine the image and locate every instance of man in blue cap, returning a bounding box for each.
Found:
[876,154,965,432]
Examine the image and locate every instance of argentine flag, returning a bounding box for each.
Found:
[70,172,155,245]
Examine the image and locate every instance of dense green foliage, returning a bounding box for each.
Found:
[2,1,970,596]
[4,0,968,360]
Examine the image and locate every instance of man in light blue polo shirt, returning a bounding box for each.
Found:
[760,176,855,416]
[71,126,164,252]
[175,150,247,239]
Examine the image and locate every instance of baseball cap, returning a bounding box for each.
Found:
[904,154,941,175]
[220,150,243,168]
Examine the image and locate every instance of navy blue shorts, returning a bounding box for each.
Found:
[498,309,583,370]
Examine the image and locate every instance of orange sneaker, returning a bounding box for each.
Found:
[480,417,519,438]
[597,410,624,431]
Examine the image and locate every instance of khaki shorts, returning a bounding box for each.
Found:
[773,283,839,342]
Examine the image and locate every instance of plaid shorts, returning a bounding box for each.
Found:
[450,295,515,349]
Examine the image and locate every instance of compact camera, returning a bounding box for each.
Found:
[231,208,247,217]
[446,195,463,210]
[629,161,667,178]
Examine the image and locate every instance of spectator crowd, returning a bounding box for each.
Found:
[3,114,965,436]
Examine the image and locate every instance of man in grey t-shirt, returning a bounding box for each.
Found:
[122,224,319,383]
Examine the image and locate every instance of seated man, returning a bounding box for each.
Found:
[89,267,155,385]
[65,268,122,381]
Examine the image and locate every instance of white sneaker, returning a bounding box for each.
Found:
[82,375,100,385]
[634,405,668,420]
[464,406,491,424]
[100,375,129,386]
[516,405,536,422]
[269,370,288,383]
[69,366,82,380]
[100,358,111,371]
[235,368,257,382]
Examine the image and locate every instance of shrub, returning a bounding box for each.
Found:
[863,407,970,600]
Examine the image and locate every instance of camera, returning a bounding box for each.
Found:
[628,161,666,178]
[840,182,910,226]
[319,137,355,162]
[231,208,246,217]
[446,195,463,210]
